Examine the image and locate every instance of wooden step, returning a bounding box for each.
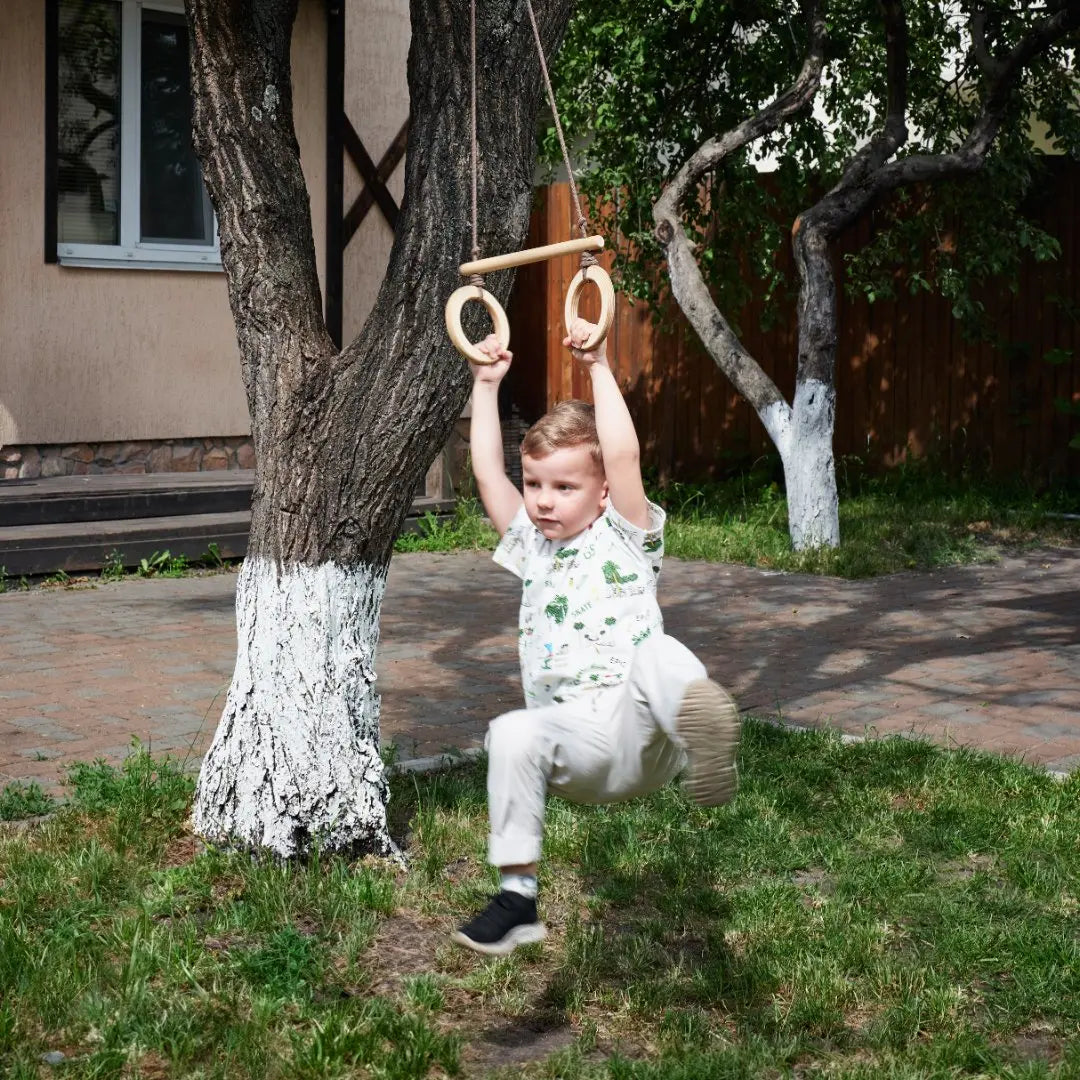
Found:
[0,497,457,577]
[0,471,254,527]
[0,511,251,576]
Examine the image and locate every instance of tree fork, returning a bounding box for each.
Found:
[184,0,576,857]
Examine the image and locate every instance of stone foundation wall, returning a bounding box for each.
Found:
[1,438,255,480]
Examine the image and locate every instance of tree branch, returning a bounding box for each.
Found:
[185,0,332,370]
[652,0,827,431]
[806,0,1079,238]
[969,6,1004,79]
[655,2,827,223]
[833,0,909,193]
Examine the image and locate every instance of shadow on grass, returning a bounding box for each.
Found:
[386,747,775,1041]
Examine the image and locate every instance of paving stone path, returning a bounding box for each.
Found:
[1,547,1077,793]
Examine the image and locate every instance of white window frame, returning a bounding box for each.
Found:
[57,0,221,272]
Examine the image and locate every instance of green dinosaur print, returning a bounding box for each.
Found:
[573,621,585,631]
[524,578,532,587]
[643,537,662,553]
[602,560,639,585]
[632,627,653,646]
[605,616,617,626]
[545,595,569,624]
[554,547,579,559]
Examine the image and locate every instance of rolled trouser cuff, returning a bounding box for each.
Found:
[488,828,543,868]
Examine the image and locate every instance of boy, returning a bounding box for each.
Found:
[453,318,740,956]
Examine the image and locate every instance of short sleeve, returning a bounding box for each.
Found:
[492,505,536,580]
[604,500,665,578]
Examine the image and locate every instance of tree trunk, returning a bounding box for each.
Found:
[185,0,574,858]
[651,5,835,551]
[193,559,389,857]
[784,218,841,548]
[780,378,839,549]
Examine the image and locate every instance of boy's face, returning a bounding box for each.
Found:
[521,447,608,541]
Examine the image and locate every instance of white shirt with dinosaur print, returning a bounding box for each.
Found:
[493,499,666,707]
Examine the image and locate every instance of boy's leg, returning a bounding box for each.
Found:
[454,700,614,955]
[627,634,742,806]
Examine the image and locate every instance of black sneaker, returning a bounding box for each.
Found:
[451,890,547,956]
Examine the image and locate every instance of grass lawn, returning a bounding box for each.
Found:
[394,466,1080,578]
[2,727,1077,1078]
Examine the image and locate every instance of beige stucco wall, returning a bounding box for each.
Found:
[0,0,327,447]
[342,0,410,347]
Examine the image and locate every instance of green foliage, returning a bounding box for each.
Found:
[0,782,55,822]
[395,475,1078,576]
[136,549,189,577]
[99,549,125,582]
[65,740,194,855]
[393,496,499,553]
[651,462,1080,576]
[99,544,232,584]
[199,541,225,568]
[548,0,1080,333]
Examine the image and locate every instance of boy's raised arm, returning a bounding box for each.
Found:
[566,319,651,531]
[469,335,524,538]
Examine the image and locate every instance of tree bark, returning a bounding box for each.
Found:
[185,0,575,858]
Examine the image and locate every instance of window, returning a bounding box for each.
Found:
[53,0,219,270]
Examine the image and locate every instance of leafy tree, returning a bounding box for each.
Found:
[550,0,1080,548]
[183,0,575,858]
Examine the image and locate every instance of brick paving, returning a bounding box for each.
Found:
[0,547,1077,793]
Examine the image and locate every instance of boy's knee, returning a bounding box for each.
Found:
[487,710,542,764]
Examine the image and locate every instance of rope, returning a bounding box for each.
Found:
[522,0,591,243]
[469,0,483,287]
[466,0,595,276]
[469,0,478,262]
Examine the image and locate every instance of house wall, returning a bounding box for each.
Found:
[342,0,409,347]
[0,0,327,452]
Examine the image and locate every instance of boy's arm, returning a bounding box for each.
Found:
[566,318,651,530]
[469,336,524,538]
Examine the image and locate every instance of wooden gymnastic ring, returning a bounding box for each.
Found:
[563,264,615,352]
[445,285,511,365]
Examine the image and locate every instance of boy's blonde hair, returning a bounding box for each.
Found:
[520,400,603,471]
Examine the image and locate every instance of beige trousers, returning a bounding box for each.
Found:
[485,633,707,866]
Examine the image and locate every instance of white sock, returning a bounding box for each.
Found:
[500,873,538,899]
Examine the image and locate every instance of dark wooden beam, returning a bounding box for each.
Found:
[325,0,345,348]
[44,0,59,264]
[343,117,406,242]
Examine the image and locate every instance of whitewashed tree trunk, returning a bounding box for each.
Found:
[781,379,839,549]
[192,559,390,858]
[758,373,840,551]
[652,6,834,552]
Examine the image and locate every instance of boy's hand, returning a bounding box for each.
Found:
[470,334,512,383]
[563,318,608,367]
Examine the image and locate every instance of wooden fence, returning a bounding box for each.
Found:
[506,170,1080,483]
